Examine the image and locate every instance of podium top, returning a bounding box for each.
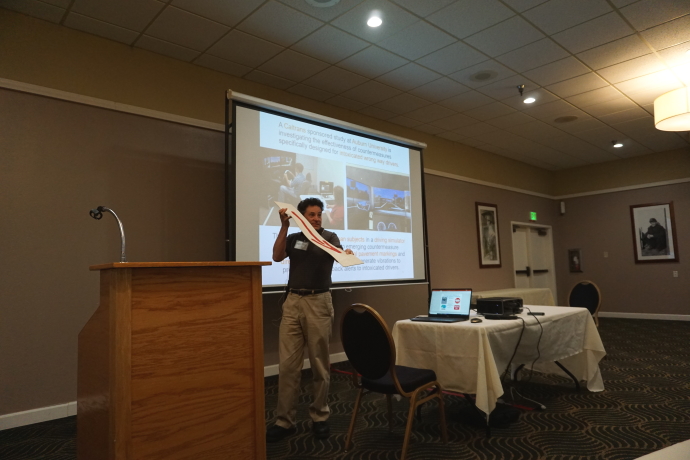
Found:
[90,261,272,271]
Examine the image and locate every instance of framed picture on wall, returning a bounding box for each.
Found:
[568,249,583,273]
[630,202,679,263]
[476,202,501,268]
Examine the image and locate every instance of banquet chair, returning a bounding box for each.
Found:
[568,280,602,327]
[340,303,447,460]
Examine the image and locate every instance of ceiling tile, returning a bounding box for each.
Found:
[522,99,580,120]
[572,125,627,145]
[448,60,516,88]
[501,88,560,110]
[596,54,665,84]
[146,7,230,51]
[554,117,607,133]
[565,86,624,108]
[542,136,618,163]
[505,120,563,139]
[576,34,650,70]
[641,14,690,50]
[244,70,296,90]
[406,104,457,122]
[258,50,330,82]
[599,108,651,125]
[337,46,408,78]
[358,105,397,120]
[454,122,500,137]
[330,0,418,43]
[2,0,64,23]
[64,12,139,44]
[207,30,283,68]
[171,0,263,27]
[288,84,335,102]
[524,57,590,87]
[494,38,570,73]
[437,131,467,142]
[620,0,690,32]
[464,15,544,57]
[390,0,456,17]
[194,54,251,77]
[673,62,690,86]
[277,0,364,22]
[388,115,424,128]
[72,0,164,31]
[458,137,488,148]
[375,93,431,114]
[415,41,489,75]
[136,35,200,62]
[326,95,368,111]
[610,0,640,7]
[409,77,470,102]
[341,80,402,104]
[302,66,368,94]
[580,96,638,117]
[376,63,441,91]
[378,21,456,60]
[291,26,368,64]
[414,123,446,135]
[41,0,71,7]
[501,0,549,13]
[430,113,478,130]
[614,69,683,95]
[551,12,634,54]
[236,2,323,47]
[463,102,516,120]
[427,0,514,39]
[657,41,690,67]
[474,74,538,100]
[438,90,495,112]
[546,72,609,98]
[485,111,536,128]
[522,0,612,35]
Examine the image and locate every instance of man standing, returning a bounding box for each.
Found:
[267,198,354,442]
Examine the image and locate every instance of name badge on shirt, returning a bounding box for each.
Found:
[294,240,309,251]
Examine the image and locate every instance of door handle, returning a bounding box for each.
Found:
[515,266,531,277]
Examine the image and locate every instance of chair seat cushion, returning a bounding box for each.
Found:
[362,365,437,394]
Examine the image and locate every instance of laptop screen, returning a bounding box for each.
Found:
[429,289,472,316]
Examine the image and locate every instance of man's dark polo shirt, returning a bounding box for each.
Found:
[285,228,342,290]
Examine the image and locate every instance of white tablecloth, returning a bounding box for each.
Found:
[472,287,555,306]
[392,306,605,417]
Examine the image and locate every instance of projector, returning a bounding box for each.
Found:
[476,297,523,316]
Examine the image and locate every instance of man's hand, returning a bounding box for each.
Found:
[344,249,354,255]
[278,208,291,227]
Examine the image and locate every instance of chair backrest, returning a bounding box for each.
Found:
[568,280,601,317]
[340,304,395,381]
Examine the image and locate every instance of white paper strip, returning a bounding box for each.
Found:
[275,201,363,267]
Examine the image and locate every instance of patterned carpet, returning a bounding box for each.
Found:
[2,318,689,460]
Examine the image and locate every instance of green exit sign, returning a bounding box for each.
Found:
[530,212,537,221]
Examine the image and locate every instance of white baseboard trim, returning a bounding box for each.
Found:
[0,401,77,431]
[599,312,690,321]
[263,351,349,377]
[1,352,351,431]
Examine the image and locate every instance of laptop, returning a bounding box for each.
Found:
[411,289,472,323]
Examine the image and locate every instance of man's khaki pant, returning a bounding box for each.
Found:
[275,292,333,428]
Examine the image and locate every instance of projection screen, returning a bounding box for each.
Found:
[228,92,429,290]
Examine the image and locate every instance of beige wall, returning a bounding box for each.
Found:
[554,183,690,313]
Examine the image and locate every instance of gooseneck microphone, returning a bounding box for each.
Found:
[89,206,127,262]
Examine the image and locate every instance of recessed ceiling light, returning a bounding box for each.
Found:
[612,141,623,148]
[367,16,382,27]
[524,97,536,104]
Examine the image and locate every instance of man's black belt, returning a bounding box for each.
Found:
[288,288,330,296]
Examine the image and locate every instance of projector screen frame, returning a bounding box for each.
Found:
[225,92,431,293]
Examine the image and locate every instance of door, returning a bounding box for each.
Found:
[511,223,557,301]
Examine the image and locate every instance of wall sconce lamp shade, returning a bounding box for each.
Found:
[654,87,690,131]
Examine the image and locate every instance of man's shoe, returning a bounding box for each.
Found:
[266,424,296,443]
[312,421,330,439]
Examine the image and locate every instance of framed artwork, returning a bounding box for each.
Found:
[476,202,501,268]
[630,202,679,263]
[568,249,583,273]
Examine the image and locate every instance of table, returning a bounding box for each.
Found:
[472,287,555,306]
[392,306,605,417]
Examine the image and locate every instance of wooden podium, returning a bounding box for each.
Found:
[78,262,271,460]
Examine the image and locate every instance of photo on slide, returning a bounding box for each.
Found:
[346,166,411,233]
[261,153,346,230]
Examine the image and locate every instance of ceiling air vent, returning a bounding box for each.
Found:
[305,0,340,7]
[469,70,498,82]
